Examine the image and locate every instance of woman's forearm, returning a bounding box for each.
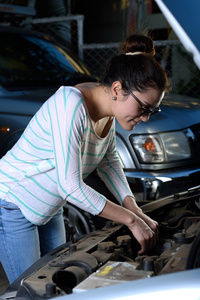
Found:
[123,195,159,234]
[98,199,136,227]
[123,195,141,213]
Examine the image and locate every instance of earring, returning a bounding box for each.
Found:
[112,96,117,101]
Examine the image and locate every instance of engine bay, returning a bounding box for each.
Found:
[3,186,200,300]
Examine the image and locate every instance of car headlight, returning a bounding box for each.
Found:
[131,131,191,163]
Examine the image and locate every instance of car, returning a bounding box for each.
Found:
[1,24,200,237]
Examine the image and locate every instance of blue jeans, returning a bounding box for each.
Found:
[0,199,66,284]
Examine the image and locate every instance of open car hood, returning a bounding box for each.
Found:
[154,0,200,70]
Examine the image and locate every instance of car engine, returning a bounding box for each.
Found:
[3,186,200,300]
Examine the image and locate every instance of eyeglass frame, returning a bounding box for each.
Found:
[127,89,161,116]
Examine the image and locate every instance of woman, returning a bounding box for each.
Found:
[0,34,169,284]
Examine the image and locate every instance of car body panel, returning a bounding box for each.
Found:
[56,269,200,300]
[0,87,58,155]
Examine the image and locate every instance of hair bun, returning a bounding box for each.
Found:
[120,34,155,56]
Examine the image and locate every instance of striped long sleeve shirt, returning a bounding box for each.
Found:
[0,86,134,225]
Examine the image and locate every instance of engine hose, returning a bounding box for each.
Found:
[166,211,195,226]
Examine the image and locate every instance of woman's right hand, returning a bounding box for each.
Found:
[99,199,157,255]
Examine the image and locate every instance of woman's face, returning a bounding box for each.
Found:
[112,87,164,131]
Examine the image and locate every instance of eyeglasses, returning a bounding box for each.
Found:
[127,89,161,116]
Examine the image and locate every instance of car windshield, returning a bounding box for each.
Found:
[0,32,91,88]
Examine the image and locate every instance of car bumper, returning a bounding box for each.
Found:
[125,166,200,201]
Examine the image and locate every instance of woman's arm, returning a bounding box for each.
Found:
[123,196,159,234]
[97,129,158,254]
[97,134,135,205]
[98,198,158,255]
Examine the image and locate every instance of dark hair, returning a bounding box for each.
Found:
[100,34,170,93]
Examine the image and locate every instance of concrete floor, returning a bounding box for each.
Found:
[0,262,9,296]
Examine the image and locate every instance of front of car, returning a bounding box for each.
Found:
[116,93,200,200]
[116,0,200,202]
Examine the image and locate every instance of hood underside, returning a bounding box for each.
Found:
[154,0,200,70]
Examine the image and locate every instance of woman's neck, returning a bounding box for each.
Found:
[75,82,112,122]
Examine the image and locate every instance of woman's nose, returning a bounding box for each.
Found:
[140,113,150,122]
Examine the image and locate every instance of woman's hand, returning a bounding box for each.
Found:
[123,196,158,232]
[123,196,158,254]
[128,215,157,255]
[99,197,158,255]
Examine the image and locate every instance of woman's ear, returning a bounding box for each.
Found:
[111,81,123,98]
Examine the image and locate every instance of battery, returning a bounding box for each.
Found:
[73,261,153,293]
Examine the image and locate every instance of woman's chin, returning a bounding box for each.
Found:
[122,123,136,131]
